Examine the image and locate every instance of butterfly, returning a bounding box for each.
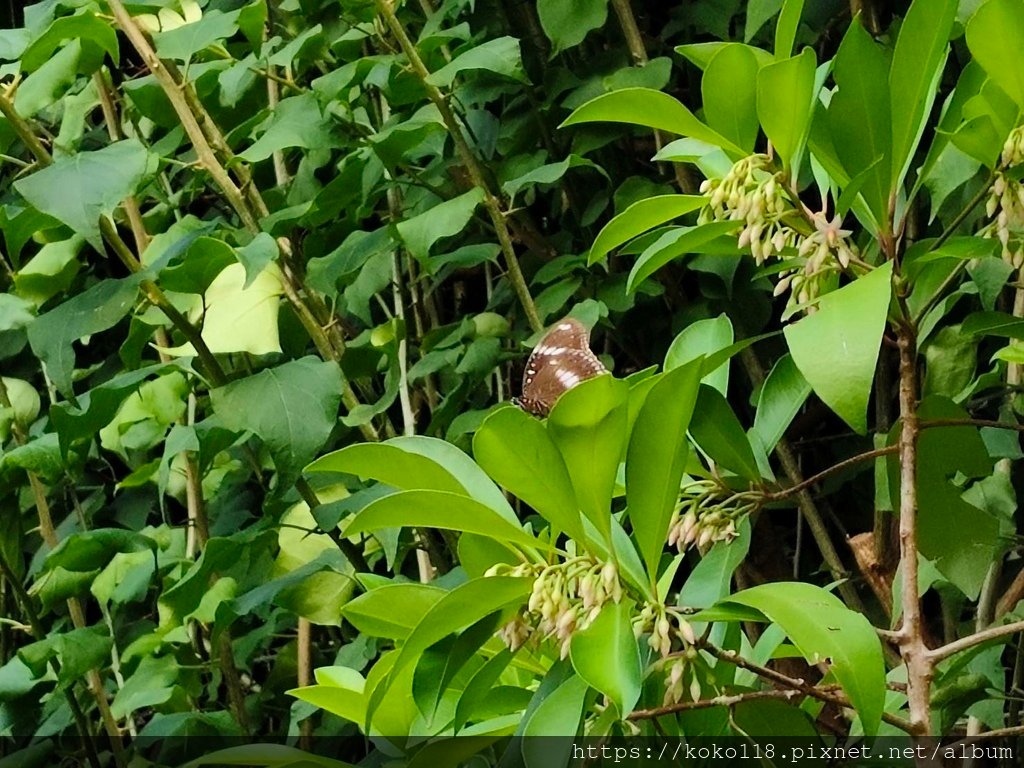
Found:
[514,317,607,418]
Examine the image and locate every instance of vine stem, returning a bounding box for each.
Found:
[374,0,543,333]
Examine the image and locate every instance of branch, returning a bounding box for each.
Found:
[928,619,1024,663]
[697,642,916,733]
[895,322,933,735]
[920,418,1024,433]
[628,689,800,720]
[762,445,898,502]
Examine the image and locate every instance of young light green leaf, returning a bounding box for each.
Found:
[560,88,745,158]
[588,195,706,265]
[626,359,703,578]
[200,263,283,355]
[774,0,805,59]
[966,0,1024,110]
[341,584,445,640]
[569,602,641,716]
[784,263,893,435]
[664,315,734,394]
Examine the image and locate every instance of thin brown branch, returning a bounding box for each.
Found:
[762,445,898,502]
[628,689,800,720]
[928,619,1024,663]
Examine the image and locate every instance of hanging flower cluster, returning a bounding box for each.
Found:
[490,557,623,658]
[981,125,1024,269]
[665,478,756,552]
[699,154,858,308]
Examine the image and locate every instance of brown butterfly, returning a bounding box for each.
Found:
[514,317,607,417]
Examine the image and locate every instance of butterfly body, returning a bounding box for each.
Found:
[516,318,607,417]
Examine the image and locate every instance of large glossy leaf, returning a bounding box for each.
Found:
[627,220,743,292]
[966,0,1024,110]
[473,406,586,544]
[784,263,893,435]
[521,675,588,763]
[757,48,816,172]
[366,577,532,725]
[750,353,811,453]
[828,20,892,224]
[210,357,342,486]
[664,315,733,394]
[569,601,641,716]
[889,0,957,190]
[344,490,540,550]
[561,88,745,157]
[722,582,886,736]
[702,44,761,152]
[341,584,445,640]
[588,195,706,265]
[547,375,630,544]
[626,359,703,577]
[690,385,761,481]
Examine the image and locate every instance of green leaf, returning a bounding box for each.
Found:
[20,13,119,72]
[966,0,1024,110]
[690,385,761,480]
[723,582,886,735]
[27,275,142,399]
[588,195,706,265]
[702,44,761,152]
[14,139,154,239]
[547,375,630,544]
[153,9,241,62]
[560,88,745,158]
[344,489,539,550]
[889,0,957,189]
[774,0,805,59]
[750,353,811,453]
[627,220,744,292]
[536,0,607,53]
[746,0,785,42]
[474,406,586,544]
[626,359,703,578]
[425,37,526,87]
[341,583,445,639]
[784,263,893,435]
[239,93,340,162]
[569,601,641,715]
[236,233,278,289]
[828,20,892,224]
[13,40,81,118]
[757,48,816,172]
[679,518,752,609]
[182,745,353,768]
[521,674,588,753]
[19,626,112,689]
[367,577,532,725]
[210,357,342,486]
[396,189,486,262]
[503,155,606,198]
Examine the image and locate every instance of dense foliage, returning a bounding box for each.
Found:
[3,0,1024,764]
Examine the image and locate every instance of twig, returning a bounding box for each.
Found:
[762,445,898,502]
[628,689,800,720]
[928,619,1024,663]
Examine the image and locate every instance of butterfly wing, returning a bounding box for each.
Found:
[519,318,607,417]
